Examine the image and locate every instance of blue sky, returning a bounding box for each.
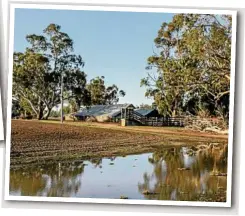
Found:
[14,8,174,106]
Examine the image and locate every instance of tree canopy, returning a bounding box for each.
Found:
[141,14,232,122]
[13,24,125,119]
[87,76,126,105]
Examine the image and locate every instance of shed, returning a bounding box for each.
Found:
[134,108,160,118]
[74,103,135,122]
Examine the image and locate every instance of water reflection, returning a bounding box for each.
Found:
[181,147,196,168]
[10,143,228,202]
[10,162,85,197]
[138,144,228,201]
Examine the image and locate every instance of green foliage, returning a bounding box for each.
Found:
[12,99,21,117]
[87,76,126,105]
[141,14,232,120]
[50,110,59,118]
[139,104,152,109]
[13,23,126,120]
[63,106,71,115]
[13,23,88,120]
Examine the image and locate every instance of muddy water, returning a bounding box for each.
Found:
[9,145,228,201]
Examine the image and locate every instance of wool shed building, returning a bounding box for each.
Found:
[73,104,161,123]
[74,103,135,122]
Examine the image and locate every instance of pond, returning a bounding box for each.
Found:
[9,144,228,202]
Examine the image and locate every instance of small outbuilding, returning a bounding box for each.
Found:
[134,108,160,118]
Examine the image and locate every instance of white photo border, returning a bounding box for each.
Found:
[4,2,238,208]
[0,90,4,141]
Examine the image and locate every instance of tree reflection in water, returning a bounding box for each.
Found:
[9,143,228,201]
[10,161,85,197]
[138,144,228,202]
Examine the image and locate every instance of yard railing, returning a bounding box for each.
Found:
[128,115,225,128]
[143,117,185,127]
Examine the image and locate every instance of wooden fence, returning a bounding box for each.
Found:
[130,115,185,127]
[128,115,224,128]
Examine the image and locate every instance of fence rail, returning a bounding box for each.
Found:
[144,117,185,127]
[75,110,224,128]
[127,114,224,128]
[128,115,185,127]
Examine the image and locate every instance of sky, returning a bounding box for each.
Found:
[14,8,174,106]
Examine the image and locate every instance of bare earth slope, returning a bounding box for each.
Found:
[10,120,228,168]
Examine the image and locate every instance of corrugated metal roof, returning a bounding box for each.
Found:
[134,109,156,116]
[110,110,121,118]
[75,104,134,117]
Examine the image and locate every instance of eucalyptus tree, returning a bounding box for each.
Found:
[141,14,232,120]
[87,76,126,105]
[13,24,89,119]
